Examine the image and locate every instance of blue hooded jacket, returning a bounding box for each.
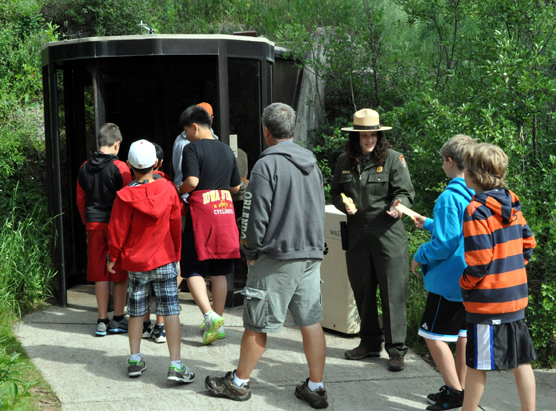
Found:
[414,177,474,301]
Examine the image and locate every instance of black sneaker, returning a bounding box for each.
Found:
[127,355,146,378]
[108,317,128,334]
[426,386,464,410]
[152,324,166,343]
[295,378,329,409]
[427,385,447,404]
[167,364,196,383]
[142,321,153,339]
[205,370,251,401]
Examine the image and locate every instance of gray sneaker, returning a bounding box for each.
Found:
[127,355,146,378]
[108,317,128,334]
[205,370,251,401]
[295,378,328,409]
[167,364,196,383]
[95,320,109,337]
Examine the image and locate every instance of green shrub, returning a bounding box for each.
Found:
[0,336,34,410]
[0,187,56,317]
[312,125,347,203]
[527,283,556,368]
[405,223,431,354]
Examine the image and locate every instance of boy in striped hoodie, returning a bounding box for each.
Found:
[460,143,536,411]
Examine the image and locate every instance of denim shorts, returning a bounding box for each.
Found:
[242,254,323,333]
[128,262,180,317]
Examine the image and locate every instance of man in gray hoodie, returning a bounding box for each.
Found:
[205,103,328,409]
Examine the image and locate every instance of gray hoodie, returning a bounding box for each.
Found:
[240,140,325,261]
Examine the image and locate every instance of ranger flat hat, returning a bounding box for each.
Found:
[341,108,392,132]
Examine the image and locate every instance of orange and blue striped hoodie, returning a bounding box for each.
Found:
[460,189,536,324]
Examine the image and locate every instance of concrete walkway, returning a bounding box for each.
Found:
[15,284,556,410]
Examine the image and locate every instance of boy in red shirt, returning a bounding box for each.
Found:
[107,140,194,383]
[76,123,132,336]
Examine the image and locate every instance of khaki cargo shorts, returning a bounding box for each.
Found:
[242,254,323,333]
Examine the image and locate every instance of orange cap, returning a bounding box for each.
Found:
[197,102,214,117]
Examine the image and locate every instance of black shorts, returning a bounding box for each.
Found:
[466,319,537,370]
[418,292,467,342]
[181,220,234,278]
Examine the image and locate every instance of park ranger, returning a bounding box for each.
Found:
[331,108,415,372]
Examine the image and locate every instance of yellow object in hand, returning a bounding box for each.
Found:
[341,193,357,214]
[395,203,421,219]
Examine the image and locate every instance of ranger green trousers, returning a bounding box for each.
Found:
[345,220,409,356]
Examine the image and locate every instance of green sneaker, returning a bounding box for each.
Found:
[127,355,146,378]
[202,312,225,345]
[200,321,225,338]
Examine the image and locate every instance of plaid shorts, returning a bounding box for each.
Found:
[128,262,180,317]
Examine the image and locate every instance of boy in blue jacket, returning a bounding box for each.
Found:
[411,134,476,411]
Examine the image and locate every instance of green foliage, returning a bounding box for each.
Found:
[312,125,347,203]
[405,223,430,355]
[0,2,58,105]
[528,283,556,368]
[0,337,34,410]
[41,0,376,38]
[0,2,58,317]
[0,187,56,317]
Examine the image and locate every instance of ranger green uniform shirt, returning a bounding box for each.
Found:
[331,149,415,225]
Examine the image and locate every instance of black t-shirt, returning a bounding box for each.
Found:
[182,138,241,190]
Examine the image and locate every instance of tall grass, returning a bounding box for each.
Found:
[0,187,56,317]
[0,187,57,408]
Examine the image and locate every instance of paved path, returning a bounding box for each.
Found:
[15,285,556,410]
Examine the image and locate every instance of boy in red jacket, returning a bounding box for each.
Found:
[140,142,179,344]
[107,140,195,383]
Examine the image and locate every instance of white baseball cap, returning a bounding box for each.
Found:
[128,139,156,169]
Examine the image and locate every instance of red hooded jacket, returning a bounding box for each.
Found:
[108,178,181,272]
